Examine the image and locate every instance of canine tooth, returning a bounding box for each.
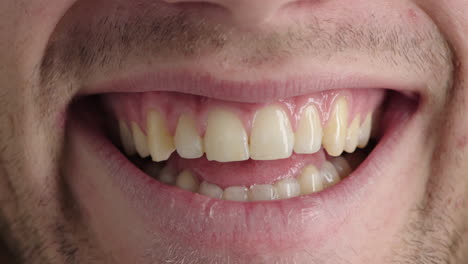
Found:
[199,181,224,199]
[174,114,204,159]
[298,165,323,195]
[358,113,373,148]
[204,109,249,162]
[119,120,136,156]
[294,105,323,154]
[223,186,249,201]
[320,161,341,188]
[331,157,352,178]
[176,170,199,192]
[344,115,360,153]
[158,166,177,185]
[131,122,150,158]
[147,110,176,162]
[250,105,294,160]
[323,97,348,157]
[274,178,301,199]
[248,184,278,201]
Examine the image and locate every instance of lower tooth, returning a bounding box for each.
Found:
[158,166,177,185]
[248,184,278,201]
[175,170,200,192]
[274,178,300,199]
[199,181,224,199]
[298,165,324,195]
[320,161,340,188]
[331,157,352,178]
[223,186,249,201]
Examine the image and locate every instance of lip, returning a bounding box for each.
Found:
[64,90,417,257]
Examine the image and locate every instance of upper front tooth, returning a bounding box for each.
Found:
[320,161,340,188]
[294,105,323,154]
[250,105,294,160]
[204,108,250,162]
[358,113,373,148]
[119,120,136,156]
[147,110,176,162]
[323,97,349,157]
[131,122,150,158]
[344,115,360,153]
[274,178,301,199]
[174,114,204,159]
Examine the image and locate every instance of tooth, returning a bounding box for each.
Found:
[358,113,373,148]
[119,120,136,156]
[248,184,278,201]
[204,109,249,162]
[294,105,323,154]
[199,181,224,199]
[331,157,352,178]
[175,170,200,192]
[323,97,348,157]
[147,110,176,162]
[131,122,150,158]
[158,166,177,185]
[223,186,249,202]
[250,105,294,160]
[274,178,301,199]
[320,161,341,188]
[344,115,360,153]
[298,165,323,195]
[174,114,204,159]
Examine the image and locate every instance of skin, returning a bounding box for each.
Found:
[0,0,467,263]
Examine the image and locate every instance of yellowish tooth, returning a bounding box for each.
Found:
[175,170,199,192]
[331,157,352,178]
[204,109,249,162]
[298,165,323,195]
[119,120,136,156]
[344,115,360,153]
[323,97,348,157]
[248,184,278,201]
[223,186,249,202]
[274,178,301,199]
[320,161,341,188]
[199,181,224,199]
[294,105,323,154]
[358,113,373,148]
[131,122,150,158]
[158,166,177,185]
[147,110,175,162]
[250,105,294,160]
[174,114,204,159]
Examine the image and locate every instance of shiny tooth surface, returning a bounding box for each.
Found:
[358,113,373,148]
[320,161,341,188]
[175,170,200,192]
[131,122,150,158]
[147,110,176,162]
[250,105,294,160]
[248,184,278,201]
[294,105,323,154]
[344,115,360,153]
[323,97,348,157]
[331,157,352,178]
[274,178,301,199]
[199,181,224,199]
[298,165,323,195]
[223,186,249,202]
[204,109,249,162]
[119,120,136,156]
[174,114,204,159]
[158,166,177,185]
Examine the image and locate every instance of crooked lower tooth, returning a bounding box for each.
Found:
[320,161,340,188]
[119,120,137,156]
[158,166,177,185]
[248,184,278,201]
[274,178,301,199]
[294,105,323,154]
[358,113,373,148]
[199,181,224,199]
[331,157,352,178]
[323,97,348,157]
[223,186,249,201]
[204,109,249,162]
[298,165,323,195]
[344,115,360,153]
[174,114,204,159]
[131,122,150,158]
[250,105,294,160]
[176,170,200,192]
[147,110,176,162]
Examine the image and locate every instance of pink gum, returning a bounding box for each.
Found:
[103,89,385,135]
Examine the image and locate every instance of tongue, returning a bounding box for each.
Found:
[168,152,326,188]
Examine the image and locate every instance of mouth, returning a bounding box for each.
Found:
[66,73,419,257]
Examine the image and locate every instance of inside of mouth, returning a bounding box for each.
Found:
[81,89,415,202]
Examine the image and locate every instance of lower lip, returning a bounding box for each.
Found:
[64,97,412,254]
